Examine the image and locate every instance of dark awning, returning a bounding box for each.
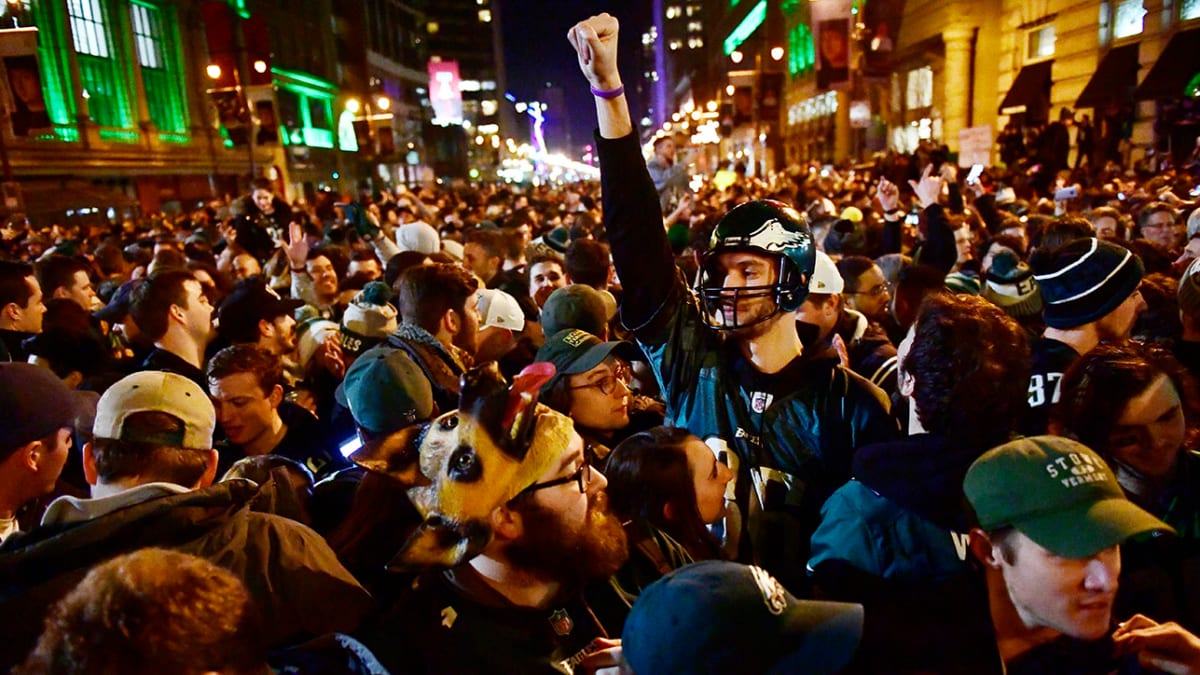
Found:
[1135,28,1200,100]
[1076,44,1140,108]
[999,60,1053,115]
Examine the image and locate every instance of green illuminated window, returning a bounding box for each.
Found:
[788,23,815,76]
[67,0,133,130]
[274,68,339,150]
[26,0,76,135]
[131,1,188,134]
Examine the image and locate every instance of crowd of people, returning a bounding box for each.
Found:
[6,11,1200,674]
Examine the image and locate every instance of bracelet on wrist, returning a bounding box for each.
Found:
[590,83,625,99]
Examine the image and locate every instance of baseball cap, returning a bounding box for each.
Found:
[0,363,79,457]
[217,279,305,344]
[540,284,608,338]
[476,288,524,332]
[94,371,216,450]
[338,346,434,435]
[809,250,844,294]
[623,561,863,675]
[534,329,639,389]
[94,278,141,323]
[964,436,1173,559]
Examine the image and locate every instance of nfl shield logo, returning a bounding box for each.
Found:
[548,608,574,636]
[750,391,773,414]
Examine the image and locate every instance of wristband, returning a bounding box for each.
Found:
[590,84,625,99]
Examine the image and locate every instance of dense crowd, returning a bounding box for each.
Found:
[6,12,1200,675]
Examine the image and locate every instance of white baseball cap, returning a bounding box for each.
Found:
[93,371,216,450]
[477,288,524,332]
[809,250,844,294]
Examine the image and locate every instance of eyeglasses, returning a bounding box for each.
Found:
[568,362,631,396]
[517,445,593,496]
[847,283,890,297]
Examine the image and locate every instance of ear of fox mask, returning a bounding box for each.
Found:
[349,423,432,488]
[456,361,555,460]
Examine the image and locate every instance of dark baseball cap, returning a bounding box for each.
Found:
[540,285,608,338]
[94,278,141,323]
[217,279,305,344]
[964,436,1173,558]
[623,561,863,675]
[0,363,80,458]
[534,329,639,390]
[337,346,434,435]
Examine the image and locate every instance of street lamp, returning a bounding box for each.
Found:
[770,46,785,61]
[252,59,268,74]
[206,63,222,80]
[731,50,744,64]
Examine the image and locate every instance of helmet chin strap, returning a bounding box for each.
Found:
[696,251,801,331]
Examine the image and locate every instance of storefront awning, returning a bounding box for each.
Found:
[1076,44,1140,108]
[1135,28,1200,100]
[999,60,1053,115]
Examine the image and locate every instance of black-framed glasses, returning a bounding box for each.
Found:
[517,444,594,497]
[568,362,631,396]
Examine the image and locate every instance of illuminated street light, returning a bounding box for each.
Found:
[515,102,527,113]
[707,100,718,112]
[252,59,268,73]
[205,63,222,80]
[731,50,744,64]
[345,98,361,114]
[770,46,785,61]
[376,95,391,111]
[726,84,735,96]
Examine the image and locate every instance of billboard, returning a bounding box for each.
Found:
[428,60,463,126]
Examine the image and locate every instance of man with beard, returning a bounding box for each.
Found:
[1020,238,1145,435]
[569,13,895,590]
[215,279,303,357]
[358,426,629,674]
[387,262,480,413]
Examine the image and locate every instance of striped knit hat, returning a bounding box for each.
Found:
[1179,256,1200,318]
[1033,238,1143,329]
[983,250,1043,318]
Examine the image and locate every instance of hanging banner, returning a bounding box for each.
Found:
[810,0,852,90]
[427,60,463,126]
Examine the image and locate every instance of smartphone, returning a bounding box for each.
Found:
[1054,186,1079,201]
[1190,185,1200,197]
[905,212,920,226]
[966,164,984,185]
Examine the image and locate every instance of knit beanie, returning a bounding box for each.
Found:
[983,250,1043,318]
[1179,257,1200,319]
[341,281,398,358]
[396,222,441,255]
[944,271,980,295]
[1034,238,1143,329]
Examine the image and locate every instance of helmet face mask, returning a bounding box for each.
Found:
[694,200,815,332]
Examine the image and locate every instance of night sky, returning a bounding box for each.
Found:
[500,0,649,155]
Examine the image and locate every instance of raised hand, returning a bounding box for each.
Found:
[568,14,621,90]
[908,164,944,210]
[286,221,309,269]
[876,177,900,212]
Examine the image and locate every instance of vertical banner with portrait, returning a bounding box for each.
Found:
[809,0,852,90]
[0,28,50,137]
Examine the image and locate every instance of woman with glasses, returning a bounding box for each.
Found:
[1055,342,1200,629]
[605,426,733,598]
[536,328,662,464]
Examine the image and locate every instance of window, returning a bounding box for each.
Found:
[688,21,702,32]
[687,37,703,48]
[477,9,490,22]
[308,97,331,130]
[1113,0,1146,37]
[68,0,132,130]
[666,6,681,19]
[68,0,110,57]
[669,39,682,50]
[130,1,188,134]
[788,22,814,76]
[906,66,932,110]
[1099,2,1112,44]
[1026,24,1055,60]
[687,4,700,16]
[1182,0,1200,20]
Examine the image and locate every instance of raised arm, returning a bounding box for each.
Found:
[568,14,631,139]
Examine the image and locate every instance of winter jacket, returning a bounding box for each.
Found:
[809,434,977,593]
[0,479,372,670]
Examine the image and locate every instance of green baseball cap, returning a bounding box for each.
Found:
[534,328,639,391]
[964,436,1173,559]
[337,346,434,435]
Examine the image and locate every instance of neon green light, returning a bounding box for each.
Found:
[228,0,249,19]
[724,0,766,55]
[337,110,358,152]
[271,67,337,94]
[781,0,801,15]
[278,80,336,102]
[158,131,190,143]
[1187,72,1200,97]
[789,23,815,76]
[303,128,334,148]
[28,0,77,131]
[99,128,139,142]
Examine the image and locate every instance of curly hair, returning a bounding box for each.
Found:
[17,548,264,675]
[1055,342,1200,458]
[902,293,1030,451]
